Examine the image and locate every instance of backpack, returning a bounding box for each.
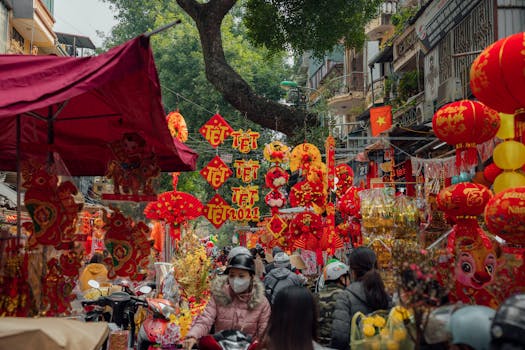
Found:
[265,274,285,303]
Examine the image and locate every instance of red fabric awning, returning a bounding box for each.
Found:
[0,35,197,176]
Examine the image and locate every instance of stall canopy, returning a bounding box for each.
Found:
[0,35,197,176]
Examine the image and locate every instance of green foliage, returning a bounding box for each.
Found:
[244,0,383,58]
[397,70,419,101]
[101,0,293,210]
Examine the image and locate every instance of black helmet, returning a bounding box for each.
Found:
[225,254,255,274]
[491,294,525,346]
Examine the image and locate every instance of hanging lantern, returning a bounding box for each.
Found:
[485,187,525,245]
[166,110,189,143]
[493,171,525,194]
[471,32,525,118]
[493,141,525,170]
[483,163,503,184]
[437,182,493,221]
[289,143,322,174]
[432,100,500,168]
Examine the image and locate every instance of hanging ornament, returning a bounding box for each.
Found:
[338,186,363,218]
[199,114,234,148]
[470,32,525,142]
[265,166,290,189]
[483,163,503,184]
[166,110,189,143]
[289,180,326,214]
[203,194,231,229]
[485,186,525,245]
[200,156,233,190]
[289,212,323,239]
[493,171,525,194]
[263,141,290,164]
[432,100,500,168]
[289,143,322,173]
[437,182,493,221]
[335,164,355,198]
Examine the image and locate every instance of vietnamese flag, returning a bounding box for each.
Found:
[370,106,393,136]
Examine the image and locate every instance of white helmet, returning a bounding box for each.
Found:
[323,261,350,281]
[227,246,251,261]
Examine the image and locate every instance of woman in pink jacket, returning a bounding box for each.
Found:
[184,253,271,349]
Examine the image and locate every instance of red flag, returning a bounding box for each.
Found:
[370,106,393,136]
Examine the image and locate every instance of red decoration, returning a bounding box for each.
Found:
[335,164,355,198]
[432,100,500,168]
[263,141,290,164]
[437,183,493,221]
[483,163,503,184]
[166,110,189,142]
[106,132,161,197]
[200,156,233,190]
[233,159,260,183]
[485,186,525,245]
[288,212,323,239]
[267,214,288,237]
[265,190,286,213]
[145,191,203,225]
[265,166,289,189]
[22,163,83,249]
[470,32,525,134]
[338,186,363,218]
[203,194,231,229]
[231,129,260,153]
[199,114,234,148]
[104,208,151,280]
[289,180,326,213]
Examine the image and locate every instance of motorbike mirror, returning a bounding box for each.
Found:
[88,280,100,289]
[139,285,152,294]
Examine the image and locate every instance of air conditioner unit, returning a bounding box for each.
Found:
[416,101,435,124]
[436,78,462,107]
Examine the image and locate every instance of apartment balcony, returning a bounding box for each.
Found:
[12,0,56,52]
[365,1,397,41]
[366,77,386,108]
[392,25,422,72]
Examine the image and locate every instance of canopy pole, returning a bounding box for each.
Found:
[16,114,21,245]
[144,20,182,38]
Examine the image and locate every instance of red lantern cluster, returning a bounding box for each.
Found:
[432,100,500,168]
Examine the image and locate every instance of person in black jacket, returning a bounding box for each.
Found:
[264,246,284,274]
[330,247,391,350]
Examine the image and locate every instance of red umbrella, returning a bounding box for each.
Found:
[0,35,197,176]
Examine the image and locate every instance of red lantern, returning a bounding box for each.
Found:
[471,32,525,116]
[471,32,525,142]
[432,100,500,168]
[485,186,525,245]
[338,186,363,218]
[437,183,493,221]
[483,163,503,184]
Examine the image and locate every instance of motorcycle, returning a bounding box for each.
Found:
[199,330,259,350]
[82,279,152,348]
[136,296,180,350]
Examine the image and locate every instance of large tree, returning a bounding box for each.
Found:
[174,0,380,137]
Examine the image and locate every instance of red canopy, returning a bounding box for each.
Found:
[0,35,197,176]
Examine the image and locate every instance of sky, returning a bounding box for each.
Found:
[53,0,118,48]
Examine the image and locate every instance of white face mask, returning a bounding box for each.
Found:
[229,277,251,294]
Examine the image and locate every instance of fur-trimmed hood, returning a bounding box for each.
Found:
[211,275,266,310]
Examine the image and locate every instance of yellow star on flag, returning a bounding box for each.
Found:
[376,116,386,126]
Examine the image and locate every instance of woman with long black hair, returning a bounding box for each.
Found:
[330,247,391,350]
[258,285,332,350]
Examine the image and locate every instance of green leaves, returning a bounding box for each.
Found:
[244,0,382,58]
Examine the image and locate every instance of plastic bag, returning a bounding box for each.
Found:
[350,307,415,350]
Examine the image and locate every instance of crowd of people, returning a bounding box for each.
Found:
[180,246,525,350]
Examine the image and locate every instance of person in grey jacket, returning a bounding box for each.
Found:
[263,252,303,303]
[330,247,391,350]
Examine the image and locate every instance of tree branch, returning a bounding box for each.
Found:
[176,0,317,137]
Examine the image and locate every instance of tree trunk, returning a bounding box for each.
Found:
[176,0,317,137]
